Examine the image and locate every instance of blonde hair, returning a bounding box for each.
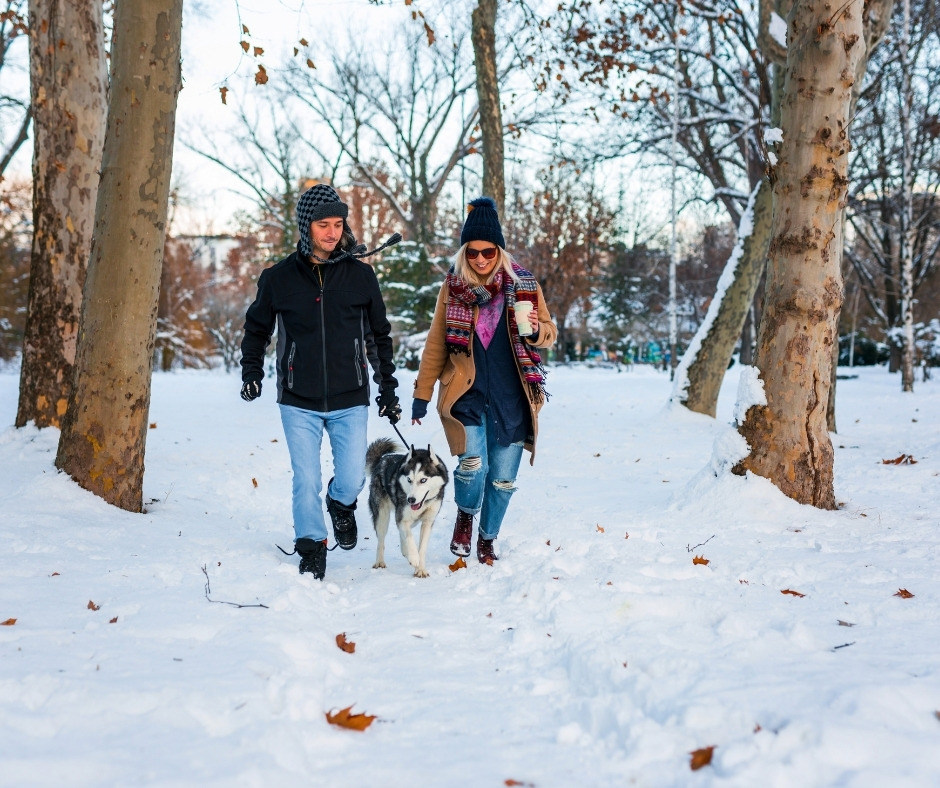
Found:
[453,243,520,287]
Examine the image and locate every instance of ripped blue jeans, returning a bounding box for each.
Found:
[453,416,524,540]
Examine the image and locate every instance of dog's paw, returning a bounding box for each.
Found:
[373,561,387,569]
[413,567,429,578]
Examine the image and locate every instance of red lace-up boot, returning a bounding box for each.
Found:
[450,510,473,556]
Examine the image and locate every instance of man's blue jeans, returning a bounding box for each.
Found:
[279,404,368,542]
[453,415,524,540]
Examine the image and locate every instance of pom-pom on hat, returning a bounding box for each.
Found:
[297,183,349,259]
[460,196,505,250]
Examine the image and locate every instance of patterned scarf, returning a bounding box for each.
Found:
[445,262,547,403]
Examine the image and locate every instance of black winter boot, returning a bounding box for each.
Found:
[296,537,327,579]
[326,486,358,550]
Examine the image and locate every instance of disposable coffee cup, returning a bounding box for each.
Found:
[513,301,534,335]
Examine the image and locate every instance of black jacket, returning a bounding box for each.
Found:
[240,247,397,412]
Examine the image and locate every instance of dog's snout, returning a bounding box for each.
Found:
[407,496,416,504]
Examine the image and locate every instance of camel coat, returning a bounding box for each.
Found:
[413,280,557,465]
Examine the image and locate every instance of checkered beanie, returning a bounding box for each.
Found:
[297,184,349,259]
[460,196,505,250]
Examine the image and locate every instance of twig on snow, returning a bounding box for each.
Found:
[202,564,268,609]
[686,534,716,553]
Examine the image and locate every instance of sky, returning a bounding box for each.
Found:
[2,361,939,786]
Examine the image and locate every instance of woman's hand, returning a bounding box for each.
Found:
[528,310,539,333]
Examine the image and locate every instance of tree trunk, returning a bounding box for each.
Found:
[828,0,897,422]
[471,0,505,214]
[55,0,183,512]
[898,0,915,392]
[734,0,864,509]
[15,0,106,428]
[673,179,773,416]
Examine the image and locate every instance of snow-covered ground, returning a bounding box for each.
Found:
[1,363,938,787]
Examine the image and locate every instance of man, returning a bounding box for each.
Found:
[240,183,401,579]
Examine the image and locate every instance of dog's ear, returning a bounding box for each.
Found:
[405,444,414,461]
[428,444,440,465]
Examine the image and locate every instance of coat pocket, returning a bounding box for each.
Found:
[287,341,296,390]
[354,338,363,386]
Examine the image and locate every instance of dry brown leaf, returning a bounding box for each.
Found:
[109,616,118,624]
[219,86,228,105]
[624,532,629,539]
[336,633,356,654]
[837,620,855,627]
[306,58,316,69]
[325,705,375,731]
[299,38,309,46]
[882,453,917,465]
[449,556,467,572]
[251,478,258,488]
[692,555,709,566]
[51,572,60,577]
[149,422,157,429]
[423,21,435,45]
[253,46,264,57]
[240,40,250,53]
[504,780,535,787]
[87,600,100,611]
[895,588,915,599]
[781,589,805,598]
[596,525,605,533]
[690,745,715,770]
[254,65,268,85]
[242,24,250,34]
[1,618,16,626]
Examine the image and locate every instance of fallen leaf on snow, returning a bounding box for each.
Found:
[882,453,917,465]
[690,746,715,770]
[781,589,805,598]
[837,620,855,627]
[449,556,467,572]
[149,422,157,429]
[251,478,258,488]
[336,633,356,653]
[109,617,118,624]
[895,588,915,599]
[596,525,605,533]
[1,618,15,626]
[504,780,535,787]
[51,572,60,577]
[87,600,100,611]
[325,705,375,731]
[692,555,709,566]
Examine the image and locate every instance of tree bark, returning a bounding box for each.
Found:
[15,0,106,428]
[734,0,864,509]
[674,179,773,416]
[827,0,897,427]
[471,0,505,214]
[55,0,182,512]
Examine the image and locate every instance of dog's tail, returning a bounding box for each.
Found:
[365,437,403,474]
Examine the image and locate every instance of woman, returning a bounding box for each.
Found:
[411,197,557,564]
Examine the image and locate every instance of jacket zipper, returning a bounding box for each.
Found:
[354,338,363,386]
[287,342,296,389]
[319,272,328,410]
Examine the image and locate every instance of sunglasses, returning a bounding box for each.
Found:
[466,246,498,261]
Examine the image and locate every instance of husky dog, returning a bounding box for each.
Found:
[366,438,449,578]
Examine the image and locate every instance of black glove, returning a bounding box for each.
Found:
[412,398,429,421]
[241,379,262,402]
[376,391,402,425]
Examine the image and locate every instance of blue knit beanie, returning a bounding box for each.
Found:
[297,184,349,259]
[460,196,505,249]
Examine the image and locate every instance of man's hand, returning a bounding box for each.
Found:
[241,380,262,402]
[376,390,402,425]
